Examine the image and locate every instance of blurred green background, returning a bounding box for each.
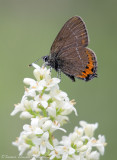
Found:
[0,0,116,159]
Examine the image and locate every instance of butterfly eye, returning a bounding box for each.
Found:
[43,56,49,62]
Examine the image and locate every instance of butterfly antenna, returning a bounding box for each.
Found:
[29,57,42,67]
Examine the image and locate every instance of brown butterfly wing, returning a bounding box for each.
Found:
[59,47,97,81]
[50,16,88,55]
[58,47,88,77]
[50,16,97,81]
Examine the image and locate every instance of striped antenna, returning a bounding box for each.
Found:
[29,57,42,67]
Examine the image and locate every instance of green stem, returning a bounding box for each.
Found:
[49,131,53,146]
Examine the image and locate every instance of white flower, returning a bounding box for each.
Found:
[34,94,50,108]
[20,111,32,119]
[11,98,40,118]
[11,96,27,116]
[22,100,39,112]
[46,78,60,89]
[50,144,75,160]
[59,136,75,160]
[86,151,100,160]
[47,103,69,126]
[22,117,47,135]
[50,147,61,159]
[11,65,106,160]
[52,138,59,147]
[32,63,60,89]
[60,101,77,116]
[50,120,66,133]
[23,124,43,135]
[56,115,69,125]
[80,121,98,137]
[30,116,48,130]
[69,132,79,143]
[23,78,36,86]
[50,85,68,101]
[46,102,57,117]
[27,145,40,159]
[32,132,53,155]
[42,120,52,131]
[12,133,30,156]
[78,145,88,152]
[74,126,84,138]
[96,135,106,155]
[24,78,46,94]
[61,146,75,160]
[33,63,51,81]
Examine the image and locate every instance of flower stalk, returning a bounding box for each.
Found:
[11,64,106,160]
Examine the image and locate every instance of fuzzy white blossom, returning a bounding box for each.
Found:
[11,64,106,160]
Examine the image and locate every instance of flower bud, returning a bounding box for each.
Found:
[42,120,52,131]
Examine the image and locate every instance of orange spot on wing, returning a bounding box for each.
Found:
[85,69,93,75]
[76,49,95,79]
[82,72,87,76]
[78,75,86,79]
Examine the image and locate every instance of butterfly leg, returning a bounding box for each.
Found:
[57,69,61,80]
[49,67,52,76]
[50,66,52,73]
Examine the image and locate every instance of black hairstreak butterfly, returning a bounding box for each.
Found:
[30,16,97,82]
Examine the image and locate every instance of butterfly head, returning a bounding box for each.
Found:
[42,56,50,66]
[43,56,49,62]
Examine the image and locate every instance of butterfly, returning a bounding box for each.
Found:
[30,16,97,82]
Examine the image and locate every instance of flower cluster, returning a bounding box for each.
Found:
[11,64,106,160]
